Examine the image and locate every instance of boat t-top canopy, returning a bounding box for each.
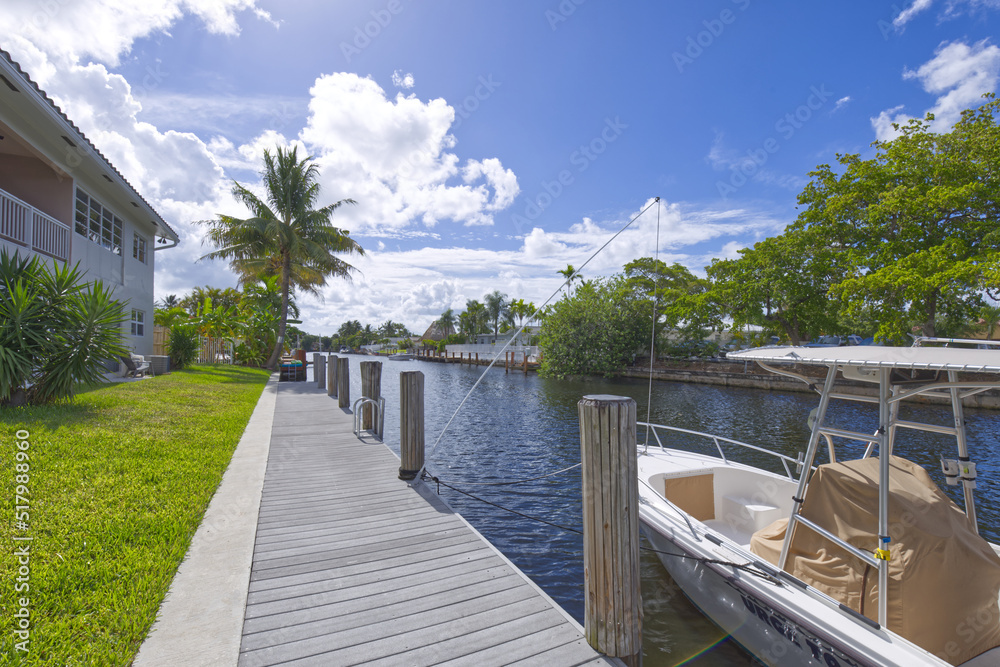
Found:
[728,344,1000,373]
[725,341,999,628]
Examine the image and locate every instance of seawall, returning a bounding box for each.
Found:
[621,359,1000,410]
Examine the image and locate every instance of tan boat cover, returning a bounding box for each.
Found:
[750,456,1000,665]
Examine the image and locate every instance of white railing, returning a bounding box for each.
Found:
[639,421,804,480]
[0,188,70,262]
[199,337,235,364]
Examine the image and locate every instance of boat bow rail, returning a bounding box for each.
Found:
[639,421,804,479]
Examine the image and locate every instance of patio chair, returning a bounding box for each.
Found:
[120,354,151,378]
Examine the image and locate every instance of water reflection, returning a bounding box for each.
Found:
[320,355,999,665]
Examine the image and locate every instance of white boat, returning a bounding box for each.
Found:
[389,353,414,361]
[637,341,1000,666]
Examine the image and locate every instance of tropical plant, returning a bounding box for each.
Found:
[435,309,456,337]
[484,290,509,337]
[0,249,128,406]
[460,299,487,338]
[200,146,363,368]
[539,276,647,378]
[558,264,583,295]
[167,322,200,370]
[157,294,180,309]
[154,306,190,328]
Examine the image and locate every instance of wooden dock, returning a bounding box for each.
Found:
[238,380,619,666]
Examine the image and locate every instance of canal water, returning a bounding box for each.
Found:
[318,355,1000,666]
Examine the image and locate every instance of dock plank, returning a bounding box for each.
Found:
[238,380,618,666]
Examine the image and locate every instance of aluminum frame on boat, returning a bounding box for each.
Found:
[636,341,1000,666]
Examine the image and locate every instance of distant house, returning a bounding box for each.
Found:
[0,49,179,356]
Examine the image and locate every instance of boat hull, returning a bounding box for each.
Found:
[636,447,953,667]
[640,522,867,667]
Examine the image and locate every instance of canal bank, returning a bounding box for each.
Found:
[621,358,1000,409]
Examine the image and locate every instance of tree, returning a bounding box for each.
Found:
[157,294,180,309]
[704,229,844,345]
[460,299,487,338]
[558,264,583,295]
[624,258,712,345]
[0,250,128,406]
[539,276,648,378]
[509,298,537,339]
[435,309,456,337]
[792,95,1000,342]
[484,290,509,337]
[200,146,363,369]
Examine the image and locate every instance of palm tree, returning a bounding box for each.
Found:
[558,264,582,295]
[509,298,536,328]
[157,294,180,309]
[979,304,1000,339]
[484,290,509,337]
[461,300,487,338]
[436,308,456,337]
[200,146,363,369]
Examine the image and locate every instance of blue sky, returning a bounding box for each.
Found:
[3,0,999,333]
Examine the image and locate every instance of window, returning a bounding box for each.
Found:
[75,188,122,255]
[131,309,144,336]
[133,233,147,263]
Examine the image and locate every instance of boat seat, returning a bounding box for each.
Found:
[719,494,783,535]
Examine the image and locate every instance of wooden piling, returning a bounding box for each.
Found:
[523,350,528,375]
[398,370,424,480]
[316,354,326,389]
[337,357,350,409]
[578,394,642,666]
[360,360,382,436]
[326,354,338,396]
[505,350,509,374]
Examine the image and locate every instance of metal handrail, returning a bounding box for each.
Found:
[352,396,385,441]
[639,421,802,480]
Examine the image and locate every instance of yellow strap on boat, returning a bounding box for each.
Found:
[874,548,891,561]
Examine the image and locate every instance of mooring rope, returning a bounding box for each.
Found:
[437,462,582,487]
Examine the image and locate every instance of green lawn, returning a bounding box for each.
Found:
[0,365,271,666]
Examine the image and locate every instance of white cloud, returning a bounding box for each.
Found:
[2,0,274,68]
[391,70,415,89]
[872,40,1000,140]
[299,72,519,231]
[833,96,852,112]
[893,0,1000,28]
[894,0,935,27]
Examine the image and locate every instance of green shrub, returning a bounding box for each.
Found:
[0,249,128,406]
[168,323,199,369]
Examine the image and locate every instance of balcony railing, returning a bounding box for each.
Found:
[0,188,70,262]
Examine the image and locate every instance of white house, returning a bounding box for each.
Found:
[0,49,178,356]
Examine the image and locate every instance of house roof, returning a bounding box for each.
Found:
[0,48,179,243]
